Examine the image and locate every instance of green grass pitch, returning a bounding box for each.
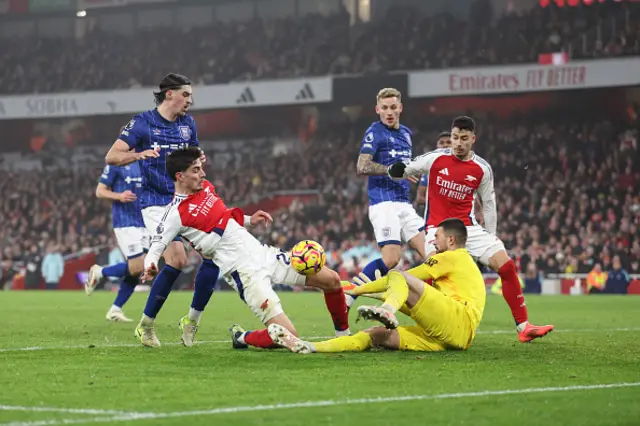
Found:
[0,292,639,426]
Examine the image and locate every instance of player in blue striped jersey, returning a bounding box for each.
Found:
[84,162,148,322]
[351,88,426,307]
[105,73,220,347]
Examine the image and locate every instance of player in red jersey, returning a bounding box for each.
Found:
[388,116,553,343]
[141,147,350,349]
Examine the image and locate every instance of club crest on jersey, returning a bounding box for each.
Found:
[179,126,191,141]
[465,175,478,182]
[382,227,391,238]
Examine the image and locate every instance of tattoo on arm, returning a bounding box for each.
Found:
[357,154,389,176]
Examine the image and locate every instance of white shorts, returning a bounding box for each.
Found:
[424,225,505,266]
[114,226,150,258]
[216,221,306,323]
[368,201,425,246]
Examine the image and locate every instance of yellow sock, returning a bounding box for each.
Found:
[381,271,409,313]
[353,276,389,296]
[312,331,373,353]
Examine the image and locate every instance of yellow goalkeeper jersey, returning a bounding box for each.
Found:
[413,248,486,324]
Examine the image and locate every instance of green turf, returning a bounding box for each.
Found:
[0,292,639,426]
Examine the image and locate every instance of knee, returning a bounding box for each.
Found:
[323,269,341,291]
[127,257,145,276]
[164,246,188,270]
[366,326,391,347]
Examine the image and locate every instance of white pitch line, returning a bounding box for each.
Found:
[1,327,639,353]
[0,407,139,416]
[2,382,639,426]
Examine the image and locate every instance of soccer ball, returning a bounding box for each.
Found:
[290,240,326,276]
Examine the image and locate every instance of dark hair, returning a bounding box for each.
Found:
[451,116,475,132]
[437,218,468,246]
[166,147,201,182]
[153,73,192,105]
[437,131,451,140]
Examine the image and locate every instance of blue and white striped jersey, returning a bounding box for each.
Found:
[359,121,413,205]
[99,163,145,228]
[118,108,199,208]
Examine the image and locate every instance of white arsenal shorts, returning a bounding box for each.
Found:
[217,220,306,323]
[424,225,505,266]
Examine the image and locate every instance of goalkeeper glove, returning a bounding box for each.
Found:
[387,161,407,178]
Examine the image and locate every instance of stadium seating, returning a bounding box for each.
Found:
[0,2,638,94]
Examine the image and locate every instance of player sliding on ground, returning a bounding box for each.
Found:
[391,116,553,343]
[269,218,484,353]
[141,147,350,350]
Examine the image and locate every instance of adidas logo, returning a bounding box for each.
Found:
[295,83,315,101]
[439,168,449,176]
[236,87,255,104]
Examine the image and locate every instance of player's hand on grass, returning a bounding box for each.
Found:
[138,148,160,161]
[140,263,159,282]
[119,190,137,203]
[250,210,273,228]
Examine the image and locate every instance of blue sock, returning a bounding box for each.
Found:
[362,258,390,281]
[143,265,181,318]
[102,262,129,278]
[113,274,138,308]
[191,259,220,311]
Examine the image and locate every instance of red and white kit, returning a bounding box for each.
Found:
[405,149,504,264]
[145,180,305,323]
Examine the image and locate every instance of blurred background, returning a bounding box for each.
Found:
[0,0,638,295]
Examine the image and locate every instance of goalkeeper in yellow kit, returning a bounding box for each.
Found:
[269,218,486,353]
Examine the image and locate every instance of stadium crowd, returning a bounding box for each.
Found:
[1,113,638,289]
[0,1,639,94]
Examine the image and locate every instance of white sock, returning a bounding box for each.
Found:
[95,266,104,280]
[516,321,528,333]
[188,308,202,324]
[140,314,154,326]
[109,305,122,313]
[335,329,351,337]
[345,294,356,308]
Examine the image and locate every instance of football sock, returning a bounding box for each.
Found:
[498,260,529,325]
[380,271,409,313]
[323,287,350,333]
[113,274,138,308]
[191,259,219,312]
[187,308,202,324]
[311,331,373,353]
[362,258,390,281]
[244,329,276,349]
[102,262,129,279]
[143,265,181,319]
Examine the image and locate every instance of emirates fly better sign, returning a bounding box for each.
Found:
[409,58,640,97]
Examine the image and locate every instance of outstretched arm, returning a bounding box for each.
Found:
[356,153,388,176]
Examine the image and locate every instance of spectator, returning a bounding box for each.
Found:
[605,255,631,294]
[24,244,43,290]
[524,263,542,294]
[586,262,607,294]
[41,242,64,290]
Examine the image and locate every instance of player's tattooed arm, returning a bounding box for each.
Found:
[356,154,388,176]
